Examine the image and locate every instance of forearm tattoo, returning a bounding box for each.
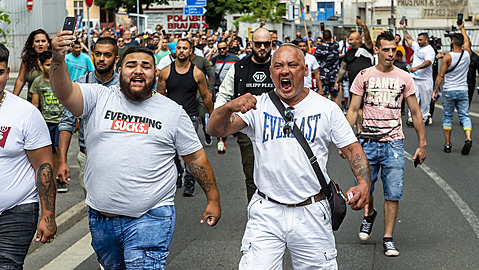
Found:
[36,163,56,213]
[223,113,236,132]
[44,213,56,233]
[351,153,371,185]
[189,162,216,193]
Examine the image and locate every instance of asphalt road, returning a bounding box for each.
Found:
[7,72,479,269]
[23,96,479,270]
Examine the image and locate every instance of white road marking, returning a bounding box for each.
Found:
[405,151,479,239]
[40,233,94,270]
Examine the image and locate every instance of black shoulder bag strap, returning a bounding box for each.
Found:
[267,91,332,199]
[215,55,229,79]
[445,50,464,74]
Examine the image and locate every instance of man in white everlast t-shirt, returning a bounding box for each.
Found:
[432,20,473,155]
[208,44,371,269]
[401,22,436,125]
[51,30,221,269]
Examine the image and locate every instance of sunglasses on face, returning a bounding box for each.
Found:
[253,41,271,48]
[283,107,295,136]
[218,47,228,51]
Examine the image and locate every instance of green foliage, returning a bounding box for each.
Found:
[237,0,286,23]
[94,0,170,13]
[205,0,254,29]
[0,9,12,44]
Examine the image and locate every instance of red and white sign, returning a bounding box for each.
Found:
[0,126,11,148]
[85,0,94,8]
[111,119,149,134]
[27,0,33,11]
[166,15,208,31]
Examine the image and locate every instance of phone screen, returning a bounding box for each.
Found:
[458,13,463,25]
[400,16,406,25]
[62,17,77,32]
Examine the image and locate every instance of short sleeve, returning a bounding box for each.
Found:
[175,109,203,156]
[311,56,320,70]
[23,108,51,150]
[29,77,40,95]
[330,104,357,149]
[425,47,436,63]
[403,74,417,98]
[79,83,101,119]
[87,56,95,72]
[411,41,419,51]
[349,70,365,96]
[238,109,255,138]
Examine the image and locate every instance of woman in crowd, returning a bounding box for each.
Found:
[13,29,51,102]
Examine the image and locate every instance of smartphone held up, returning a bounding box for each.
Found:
[62,17,77,32]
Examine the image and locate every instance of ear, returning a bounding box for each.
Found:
[374,46,379,54]
[114,55,120,67]
[304,63,309,77]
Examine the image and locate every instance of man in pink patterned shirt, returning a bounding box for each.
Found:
[345,32,427,257]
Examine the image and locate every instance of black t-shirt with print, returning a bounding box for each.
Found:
[344,44,374,83]
[244,61,275,96]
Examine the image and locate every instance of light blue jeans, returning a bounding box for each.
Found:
[89,206,175,270]
[359,139,405,201]
[442,90,472,130]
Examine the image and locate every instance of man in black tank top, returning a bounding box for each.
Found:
[158,39,213,196]
[213,28,275,202]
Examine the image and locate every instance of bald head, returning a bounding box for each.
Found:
[252,28,271,41]
[349,32,363,49]
[272,43,305,66]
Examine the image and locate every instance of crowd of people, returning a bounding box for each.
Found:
[0,16,476,269]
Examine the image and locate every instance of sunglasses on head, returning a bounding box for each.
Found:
[253,41,271,48]
[283,106,295,136]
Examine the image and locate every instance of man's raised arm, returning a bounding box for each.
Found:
[207,93,256,138]
[50,30,84,117]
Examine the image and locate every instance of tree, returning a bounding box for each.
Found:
[94,0,170,13]
[0,8,12,44]
[205,0,254,29]
[237,0,286,24]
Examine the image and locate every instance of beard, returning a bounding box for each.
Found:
[119,75,156,102]
[96,61,115,75]
[252,48,270,63]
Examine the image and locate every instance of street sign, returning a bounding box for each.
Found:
[185,0,206,6]
[183,7,207,16]
[27,0,33,11]
[85,0,94,8]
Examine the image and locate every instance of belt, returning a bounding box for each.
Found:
[79,146,86,154]
[257,190,326,208]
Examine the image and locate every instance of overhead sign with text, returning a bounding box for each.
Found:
[183,6,207,16]
[166,15,208,31]
[397,0,468,19]
[185,0,207,6]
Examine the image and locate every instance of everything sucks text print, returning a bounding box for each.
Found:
[262,112,321,143]
[104,110,163,134]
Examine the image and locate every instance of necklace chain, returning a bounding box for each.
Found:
[0,91,5,109]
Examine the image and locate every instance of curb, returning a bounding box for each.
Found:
[28,201,88,254]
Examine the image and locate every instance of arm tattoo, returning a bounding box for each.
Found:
[189,162,215,193]
[36,163,56,212]
[351,153,371,185]
[44,213,56,232]
[223,113,236,132]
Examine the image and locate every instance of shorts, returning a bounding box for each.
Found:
[47,123,60,152]
[322,81,339,96]
[358,139,405,201]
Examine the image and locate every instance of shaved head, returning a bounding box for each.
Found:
[252,28,271,41]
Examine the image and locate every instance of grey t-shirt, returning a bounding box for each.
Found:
[79,84,202,217]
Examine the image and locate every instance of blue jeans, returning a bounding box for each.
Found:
[442,90,472,130]
[0,203,39,270]
[88,206,175,270]
[359,139,405,201]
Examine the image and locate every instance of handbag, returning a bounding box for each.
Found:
[268,91,347,231]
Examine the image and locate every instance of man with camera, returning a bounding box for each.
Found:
[401,21,436,126]
[207,43,370,269]
[432,20,473,155]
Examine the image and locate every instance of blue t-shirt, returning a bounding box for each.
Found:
[65,52,95,81]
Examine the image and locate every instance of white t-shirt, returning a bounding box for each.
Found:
[304,53,320,88]
[157,54,175,71]
[238,90,357,204]
[0,92,51,214]
[411,41,436,81]
[79,84,203,217]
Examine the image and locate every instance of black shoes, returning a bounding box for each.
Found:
[57,179,68,193]
[183,183,195,197]
[444,144,452,153]
[359,209,377,241]
[461,139,473,155]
